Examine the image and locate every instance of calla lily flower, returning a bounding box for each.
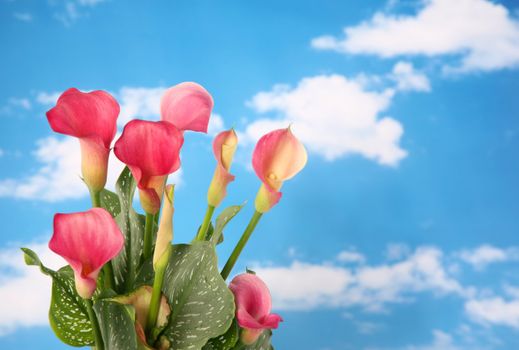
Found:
[229,273,282,345]
[207,129,238,207]
[160,82,213,133]
[252,127,307,213]
[48,208,124,299]
[46,88,119,193]
[153,185,174,270]
[114,120,184,215]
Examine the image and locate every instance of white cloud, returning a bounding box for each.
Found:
[254,246,467,312]
[36,91,61,105]
[117,86,165,126]
[337,249,366,264]
[13,12,33,22]
[385,243,411,260]
[0,135,182,202]
[0,242,65,336]
[391,61,431,92]
[404,330,462,350]
[244,74,407,166]
[465,297,519,329]
[458,245,519,270]
[207,113,225,136]
[52,0,107,26]
[311,0,519,73]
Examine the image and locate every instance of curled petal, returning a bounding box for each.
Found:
[114,120,184,214]
[153,185,175,269]
[207,129,238,207]
[160,82,213,133]
[252,127,307,212]
[46,88,119,191]
[229,273,282,337]
[46,88,119,148]
[48,208,124,299]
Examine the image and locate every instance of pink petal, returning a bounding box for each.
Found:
[160,82,213,133]
[252,128,307,194]
[48,208,124,299]
[46,88,119,149]
[114,120,183,188]
[229,273,282,331]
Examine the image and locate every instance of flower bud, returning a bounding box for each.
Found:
[252,127,307,213]
[153,185,174,270]
[207,129,238,207]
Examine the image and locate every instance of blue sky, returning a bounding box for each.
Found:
[1,0,519,349]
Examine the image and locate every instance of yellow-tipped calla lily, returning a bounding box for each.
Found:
[207,129,238,207]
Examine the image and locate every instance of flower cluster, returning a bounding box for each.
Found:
[23,82,306,350]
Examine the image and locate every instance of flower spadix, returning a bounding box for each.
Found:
[252,127,307,213]
[153,185,174,270]
[114,120,184,215]
[229,273,282,345]
[160,82,214,133]
[46,88,119,193]
[207,129,238,207]
[48,208,124,299]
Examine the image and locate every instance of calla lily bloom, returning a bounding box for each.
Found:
[207,129,238,207]
[229,273,282,345]
[46,88,119,193]
[48,208,124,299]
[252,127,307,213]
[114,120,184,215]
[153,185,174,270]
[160,82,213,133]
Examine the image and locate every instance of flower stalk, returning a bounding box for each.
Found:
[85,298,104,350]
[196,205,215,241]
[220,210,263,280]
[143,212,155,261]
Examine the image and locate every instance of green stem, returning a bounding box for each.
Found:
[196,205,215,241]
[221,211,263,281]
[89,189,115,291]
[85,298,104,350]
[143,213,155,261]
[145,261,167,340]
[89,189,101,208]
[102,263,115,291]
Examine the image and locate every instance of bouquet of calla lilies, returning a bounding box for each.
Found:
[21,82,307,350]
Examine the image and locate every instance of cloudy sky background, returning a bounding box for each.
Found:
[1,0,519,349]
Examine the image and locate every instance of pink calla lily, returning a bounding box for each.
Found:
[252,127,307,213]
[207,129,238,207]
[46,88,119,192]
[160,82,213,133]
[48,208,124,299]
[114,120,184,214]
[229,273,282,345]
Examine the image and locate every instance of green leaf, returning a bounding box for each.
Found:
[94,297,138,350]
[111,166,146,293]
[136,242,235,350]
[202,319,239,350]
[22,248,105,347]
[100,188,122,218]
[211,204,245,245]
[48,266,95,347]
